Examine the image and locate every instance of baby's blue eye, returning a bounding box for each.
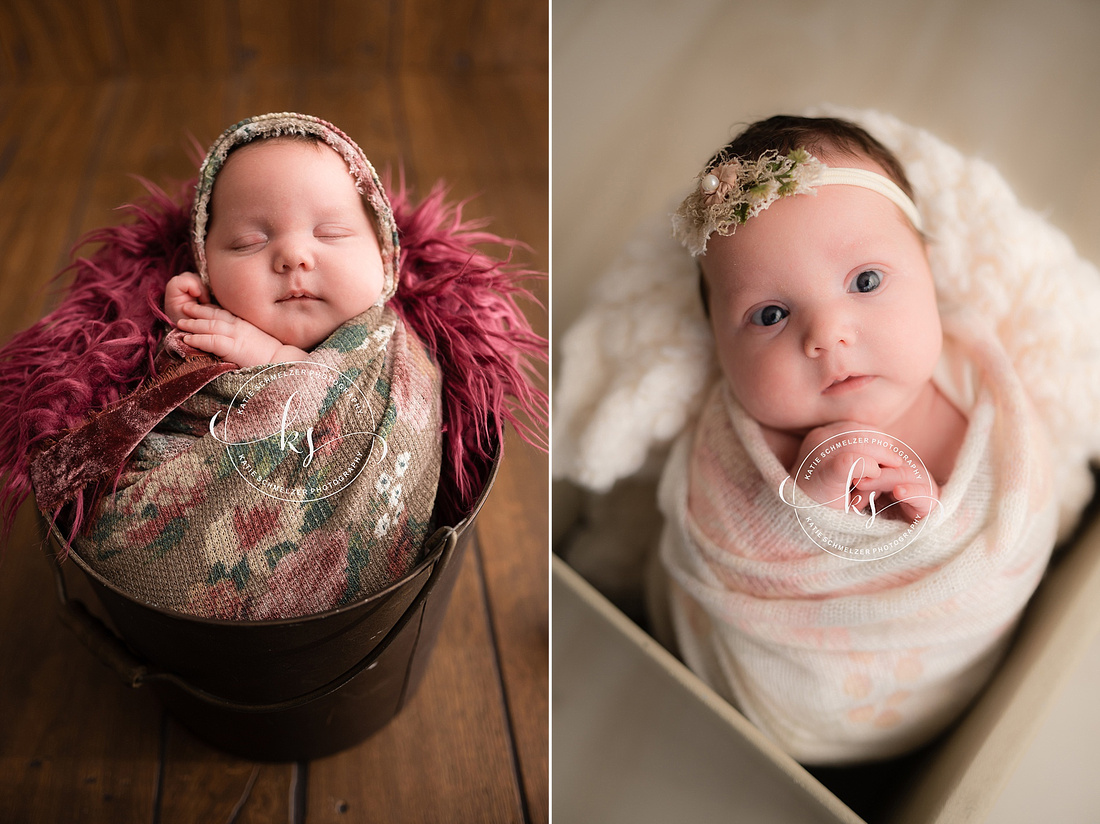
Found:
[750,305,789,327]
[850,270,883,293]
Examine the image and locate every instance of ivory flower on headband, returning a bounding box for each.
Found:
[672,147,923,256]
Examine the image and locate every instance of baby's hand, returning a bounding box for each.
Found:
[791,422,939,520]
[175,302,307,367]
[164,272,211,325]
[854,461,940,521]
[791,422,904,515]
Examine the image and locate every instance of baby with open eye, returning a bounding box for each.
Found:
[659,115,1056,764]
[681,116,965,521]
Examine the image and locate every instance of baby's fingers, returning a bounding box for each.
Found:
[180,301,232,321]
[846,455,883,484]
[180,332,233,361]
[176,315,239,342]
[893,483,940,519]
[178,323,241,363]
[183,278,210,302]
[858,464,912,491]
[168,272,209,299]
[854,440,906,470]
[176,315,214,332]
[179,331,216,351]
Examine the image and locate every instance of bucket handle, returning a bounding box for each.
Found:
[44,524,459,713]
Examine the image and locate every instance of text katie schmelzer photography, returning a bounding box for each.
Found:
[209,361,386,503]
[779,429,940,561]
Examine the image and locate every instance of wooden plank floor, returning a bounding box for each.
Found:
[0,66,547,824]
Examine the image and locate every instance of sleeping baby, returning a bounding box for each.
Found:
[75,112,442,620]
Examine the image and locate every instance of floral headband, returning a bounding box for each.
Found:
[190,111,400,303]
[672,147,923,256]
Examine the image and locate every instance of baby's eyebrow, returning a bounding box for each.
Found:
[720,284,780,321]
[724,270,774,304]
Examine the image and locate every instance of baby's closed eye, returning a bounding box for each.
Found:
[230,233,267,252]
[314,224,356,240]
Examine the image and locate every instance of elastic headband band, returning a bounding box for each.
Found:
[672,148,923,256]
[816,167,923,233]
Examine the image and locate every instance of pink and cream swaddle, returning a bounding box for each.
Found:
[659,319,1057,764]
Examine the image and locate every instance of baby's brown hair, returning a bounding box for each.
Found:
[706,115,915,199]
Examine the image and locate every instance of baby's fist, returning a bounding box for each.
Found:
[164,272,211,325]
[791,422,903,512]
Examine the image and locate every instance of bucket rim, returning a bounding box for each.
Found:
[42,443,501,628]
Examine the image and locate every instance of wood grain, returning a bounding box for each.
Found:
[0,0,118,82]
[0,502,163,824]
[0,0,549,83]
[476,434,550,824]
[0,84,114,328]
[306,542,525,824]
[156,721,295,824]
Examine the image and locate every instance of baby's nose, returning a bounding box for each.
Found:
[274,237,315,272]
[803,311,855,357]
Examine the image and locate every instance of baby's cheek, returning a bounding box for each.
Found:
[901,306,943,379]
[726,354,804,429]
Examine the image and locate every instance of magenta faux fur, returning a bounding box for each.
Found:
[389,178,548,518]
[0,175,547,544]
[0,181,190,544]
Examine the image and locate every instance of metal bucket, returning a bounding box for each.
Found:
[39,448,499,762]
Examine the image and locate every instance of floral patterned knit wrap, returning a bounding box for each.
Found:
[76,305,442,620]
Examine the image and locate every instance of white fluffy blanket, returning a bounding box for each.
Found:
[659,319,1057,764]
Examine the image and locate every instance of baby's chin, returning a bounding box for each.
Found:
[755,402,914,439]
[271,321,330,352]
[799,380,935,433]
[279,307,376,351]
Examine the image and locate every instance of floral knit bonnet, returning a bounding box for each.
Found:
[190,112,400,303]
